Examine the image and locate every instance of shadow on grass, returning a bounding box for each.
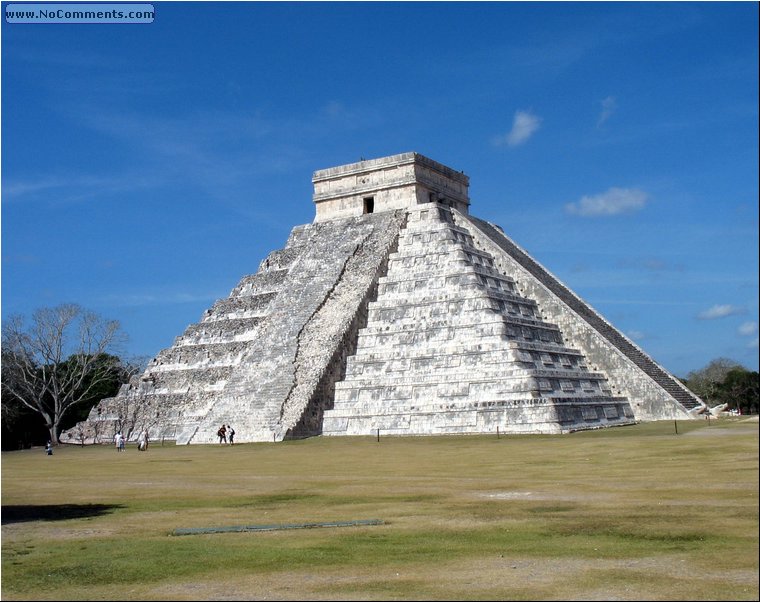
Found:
[1,503,124,525]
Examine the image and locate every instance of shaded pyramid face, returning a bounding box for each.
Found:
[64,153,704,445]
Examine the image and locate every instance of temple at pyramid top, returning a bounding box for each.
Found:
[312,152,470,222]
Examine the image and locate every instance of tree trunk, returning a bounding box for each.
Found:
[47,422,58,445]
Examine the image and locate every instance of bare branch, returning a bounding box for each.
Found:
[1,304,127,444]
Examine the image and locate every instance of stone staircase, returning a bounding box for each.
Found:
[186,210,406,442]
[459,214,703,413]
[322,204,635,436]
[66,228,306,445]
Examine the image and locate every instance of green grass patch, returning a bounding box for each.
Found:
[2,418,758,600]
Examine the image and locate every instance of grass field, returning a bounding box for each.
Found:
[2,418,758,601]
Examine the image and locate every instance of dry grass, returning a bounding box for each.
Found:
[2,418,758,600]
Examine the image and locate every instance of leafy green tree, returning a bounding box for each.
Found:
[685,358,759,415]
[685,357,744,404]
[1,304,126,445]
[720,368,759,415]
[0,360,49,449]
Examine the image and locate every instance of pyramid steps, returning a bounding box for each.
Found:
[459,214,703,413]
[322,204,636,436]
[188,210,407,442]
[65,230,299,444]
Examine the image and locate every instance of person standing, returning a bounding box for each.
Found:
[228,425,235,445]
[138,430,149,451]
[114,432,123,452]
[217,424,227,444]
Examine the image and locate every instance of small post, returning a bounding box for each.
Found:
[376,428,380,442]
[674,420,678,435]
[497,426,500,439]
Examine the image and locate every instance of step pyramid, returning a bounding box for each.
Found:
[64,152,705,445]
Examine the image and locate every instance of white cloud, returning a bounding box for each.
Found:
[597,96,617,127]
[564,187,648,217]
[495,110,542,147]
[626,330,645,340]
[748,337,759,349]
[697,304,744,320]
[738,321,758,336]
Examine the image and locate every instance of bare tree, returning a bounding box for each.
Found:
[1,304,126,445]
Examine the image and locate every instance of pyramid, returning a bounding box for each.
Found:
[65,152,705,445]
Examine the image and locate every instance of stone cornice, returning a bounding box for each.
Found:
[312,152,469,186]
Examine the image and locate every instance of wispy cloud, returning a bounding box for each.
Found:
[2,173,159,204]
[1,253,40,265]
[735,321,757,350]
[12,47,129,70]
[616,256,683,272]
[626,330,646,340]
[597,96,617,127]
[565,187,649,217]
[582,298,703,306]
[68,103,385,197]
[494,110,542,147]
[696,304,745,320]
[99,290,224,308]
[9,105,307,209]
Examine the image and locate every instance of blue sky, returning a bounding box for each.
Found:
[2,1,758,378]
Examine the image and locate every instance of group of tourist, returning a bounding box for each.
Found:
[111,427,231,448]
[113,430,150,451]
[217,424,235,444]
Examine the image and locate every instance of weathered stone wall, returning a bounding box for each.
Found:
[455,212,701,420]
[63,224,308,444]
[283,211,405,437]
[184,210,407,443]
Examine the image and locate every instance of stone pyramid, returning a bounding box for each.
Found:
[65,152,705,445]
